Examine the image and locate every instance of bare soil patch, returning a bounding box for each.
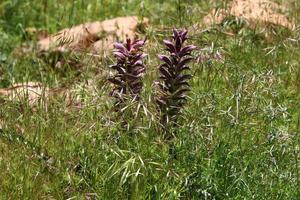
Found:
[37,16,149,53]
[202,0,294,29]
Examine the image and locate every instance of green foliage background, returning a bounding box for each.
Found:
[0,0,300,199]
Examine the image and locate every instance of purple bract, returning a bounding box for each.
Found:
[108,39,147,105]
[156,29,196,132]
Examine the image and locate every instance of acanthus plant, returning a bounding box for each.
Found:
[108,39,147,108]
[156,29,196,138]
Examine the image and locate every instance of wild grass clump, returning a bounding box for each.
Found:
[1,1,300,199]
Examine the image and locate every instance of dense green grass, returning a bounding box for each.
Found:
[1,0,300,199]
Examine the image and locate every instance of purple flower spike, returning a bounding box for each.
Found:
[109,38,147,106]
[156,29,196,137]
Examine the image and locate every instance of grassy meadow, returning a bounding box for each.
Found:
[0,0,300,199]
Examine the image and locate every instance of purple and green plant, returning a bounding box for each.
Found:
[108,38,147,108]
[156,29,196,138]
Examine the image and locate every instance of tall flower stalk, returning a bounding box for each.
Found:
[108,39,147,108]
[156,29,196,138]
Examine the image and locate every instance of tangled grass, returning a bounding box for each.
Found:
[0,0,300,199]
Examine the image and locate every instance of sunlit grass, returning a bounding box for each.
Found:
[0,0,300,199]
